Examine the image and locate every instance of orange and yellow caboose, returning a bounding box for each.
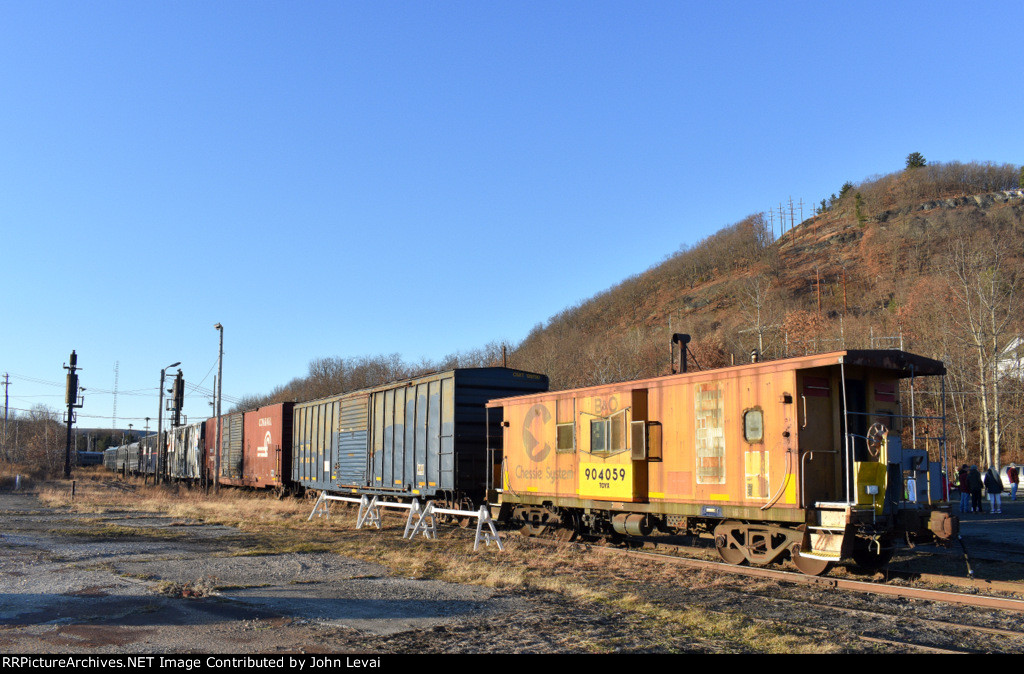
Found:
[487,348,958,575]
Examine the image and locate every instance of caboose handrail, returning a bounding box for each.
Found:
[798,446,840,509]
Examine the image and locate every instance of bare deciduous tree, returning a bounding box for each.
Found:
[946,231,1021,469]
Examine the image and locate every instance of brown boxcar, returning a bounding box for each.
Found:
[488,349,958,575]
[203,403,294,491]
[240,402,294,490]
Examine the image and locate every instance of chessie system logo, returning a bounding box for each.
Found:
[522,404,552,462]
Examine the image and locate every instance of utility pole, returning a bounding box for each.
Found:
[2,373,9,462]
[208,380,216,491]
[144,417,151,484]
[842,267,848,315]
[63,351,84,480]
[112,361,119,430]
[816,268,822,314]
[214,323,223,494]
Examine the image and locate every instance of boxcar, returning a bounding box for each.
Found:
[209,411,245,486]
[488,350,957,575]
[202,404,294,490]
[293,367,549,506]
[167,421,204,480]
[138,433,162,476]
[292,389,368,494]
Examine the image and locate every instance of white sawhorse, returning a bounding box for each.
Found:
[404,501,504,551]
[308,492,504,551]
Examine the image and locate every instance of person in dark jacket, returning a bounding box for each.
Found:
[957,464,971,513]
[968,465,983,513]
[1008,464,1019,501]
[984,466,1004,514]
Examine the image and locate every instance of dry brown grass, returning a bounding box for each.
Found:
[31,474,841,652]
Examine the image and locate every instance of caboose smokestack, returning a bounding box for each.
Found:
[671,333,691,374]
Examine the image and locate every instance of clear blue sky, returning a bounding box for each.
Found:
[2,1,1022,429]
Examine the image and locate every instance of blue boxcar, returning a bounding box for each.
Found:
[292,367,548,505]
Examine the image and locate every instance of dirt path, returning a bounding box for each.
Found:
[0,492,544,653]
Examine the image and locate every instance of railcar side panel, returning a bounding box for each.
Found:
[219,412,245,485]
[240,402,294,489]
[499,366,801,516]
[365,368,549,503]
[167,421,204,480]
[292,394,342,492]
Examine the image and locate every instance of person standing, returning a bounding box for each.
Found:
[957,464,971,513]
[984,466,1004,513]
[968,465,983,513]
[1008,464,1019,501]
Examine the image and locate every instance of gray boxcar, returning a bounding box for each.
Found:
[292,367,548,505]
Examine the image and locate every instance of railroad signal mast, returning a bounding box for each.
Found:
[168,369,185,428]
[63,350,85,479]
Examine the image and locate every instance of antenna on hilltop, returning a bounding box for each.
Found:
[113,361,119,429]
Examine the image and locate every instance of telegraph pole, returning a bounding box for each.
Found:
[63,351,84,479]
[214,323,223,494]
[2,373,9,462]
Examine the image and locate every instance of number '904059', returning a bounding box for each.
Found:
[583,467,626,482]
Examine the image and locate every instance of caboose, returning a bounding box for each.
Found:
[487,349,958,575]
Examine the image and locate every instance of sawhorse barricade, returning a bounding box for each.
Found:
[307,492,504,551]
[404,501,504,551]
[307,492,413,529]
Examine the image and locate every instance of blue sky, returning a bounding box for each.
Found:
[2,1,1022,429]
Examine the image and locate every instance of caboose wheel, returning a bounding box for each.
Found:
[790,544,833,576]
[716,538,748,565]
[714,522,749,565]
[552,512,581,541]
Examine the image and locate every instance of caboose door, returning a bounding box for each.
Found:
[797,368,841,505]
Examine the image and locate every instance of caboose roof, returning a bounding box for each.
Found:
[486,349,945,407]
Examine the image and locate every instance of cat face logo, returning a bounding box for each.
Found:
[522,404,552,462]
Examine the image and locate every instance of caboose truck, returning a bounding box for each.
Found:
[487,348,959,576]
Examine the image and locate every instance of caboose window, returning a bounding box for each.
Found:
[557,423,575,453]
[590,410,628,455]
[743,408,764,443]
[610,410,627,452]
[590,419,608,454]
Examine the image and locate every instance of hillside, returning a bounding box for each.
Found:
[507,160,1024,468]
[245,159,1024,469]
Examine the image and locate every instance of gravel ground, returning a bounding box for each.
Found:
[2,488,1023,654]
[0,491,542,652]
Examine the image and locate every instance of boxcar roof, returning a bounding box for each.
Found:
[294,366,548,408]
[485,349,945,407]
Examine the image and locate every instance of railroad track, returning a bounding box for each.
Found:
[723,585,1024,653]
[522,535,1024,652]
[524,535,1024,613]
